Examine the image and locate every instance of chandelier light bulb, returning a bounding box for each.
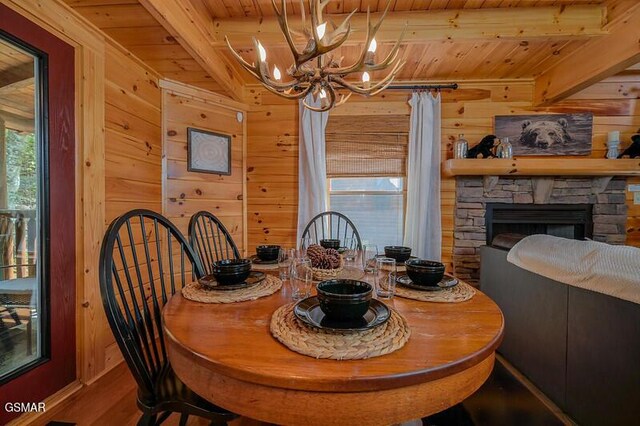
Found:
[362,71,371,89]
[257,41,267,62]
[316,22,327,39]
[319,88,327,99]
[273,66,282,80]
[368,38,377,53]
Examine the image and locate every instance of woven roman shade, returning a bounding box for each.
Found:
[325,114,409,178]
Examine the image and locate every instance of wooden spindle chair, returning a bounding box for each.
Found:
[188,211,241,275]
[99,209,237,426]
[301,211,363,250]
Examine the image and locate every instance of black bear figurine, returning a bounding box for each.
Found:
[467,135,498,158]
[618,134,640,159]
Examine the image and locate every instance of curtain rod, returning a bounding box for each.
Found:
[386,83,458,90]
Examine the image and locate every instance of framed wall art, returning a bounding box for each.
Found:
[494,113,593,156]
[187,127,232,175]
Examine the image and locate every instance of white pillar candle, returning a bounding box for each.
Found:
[608,130,620,142]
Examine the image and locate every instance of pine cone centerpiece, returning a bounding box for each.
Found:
[307,244,341,270]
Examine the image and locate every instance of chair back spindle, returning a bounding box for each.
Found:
[301,211,362,250]
[188,211,241,275]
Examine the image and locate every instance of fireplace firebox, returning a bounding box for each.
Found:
[485,204,593,245]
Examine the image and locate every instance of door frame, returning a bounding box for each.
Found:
[0,0,106,423]
[0,5,75,421]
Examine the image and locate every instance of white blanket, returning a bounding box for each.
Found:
[507,235,640,305]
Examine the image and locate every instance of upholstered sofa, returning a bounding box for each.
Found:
[480,245,640,426]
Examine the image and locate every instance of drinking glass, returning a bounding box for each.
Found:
[343,237,357,263]
[277,248,295,281]
[298,237,313,258]
[375,257,397,299]
[362,244,379,273]
[291,258,312,301]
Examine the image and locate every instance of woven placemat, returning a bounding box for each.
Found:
[270,303,411,360]
[182,274,282,304]
[396,281,476,303]
[250,255,280,271]
[250,262,280,271]
[312,265,366,282]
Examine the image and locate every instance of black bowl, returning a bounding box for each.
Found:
[384,246,412,262]
[316,279,372,321]
[256,245,280,261]
[320,239,340,250]
[404,259,445,287]
[212,259,251,285]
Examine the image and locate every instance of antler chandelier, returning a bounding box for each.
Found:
[225,0,406,112]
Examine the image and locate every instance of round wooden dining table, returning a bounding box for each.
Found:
[162,271,504,426]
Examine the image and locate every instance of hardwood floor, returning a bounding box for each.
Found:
[25,357,568,426]
[28,363,264,426]
[430,357,571,426]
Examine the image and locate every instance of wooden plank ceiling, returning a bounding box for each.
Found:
[63,0,638,100]
[0,38,34,132]
[64,0,228,95]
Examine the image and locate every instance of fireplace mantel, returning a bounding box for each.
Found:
[443,158,640,177]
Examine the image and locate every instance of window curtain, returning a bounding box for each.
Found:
[403,92,442,260]
[296,93,329,245]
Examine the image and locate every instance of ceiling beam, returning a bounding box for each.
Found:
[533,3,640,105]
[139,0,244,100]
[0,111,34,133]
[0,62,33,88]
[0,77,34,95]
[214,4,607,48]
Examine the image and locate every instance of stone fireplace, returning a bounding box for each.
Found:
[453,176,628,285]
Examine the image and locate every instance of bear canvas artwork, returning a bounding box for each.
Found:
[494,113,593,156]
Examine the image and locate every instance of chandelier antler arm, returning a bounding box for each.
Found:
[362,24,407,72]
[224,36,263,79]
[299,0,311,38]
[320,4,386,76]
[331,59,406,96]
[250,38,305,90]
[334,92,352,108]
[303,83,336,112]
[272,0,304,66]
[225,36,302,91]
[325,9,358,45]
[313,0,332,25]
[261,81,314,100]
[288,0,353,67]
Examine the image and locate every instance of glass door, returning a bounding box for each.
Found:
[0,35,43,381]
[0,4,76,423]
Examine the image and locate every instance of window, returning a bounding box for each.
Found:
[329,177,405,248]
[325,114,409,249]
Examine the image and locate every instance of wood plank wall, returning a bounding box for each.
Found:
[567,75,640,246]
[162,81,248,253]
[246,89,299,254]
[102,41,163,372]
[247,78,640,269]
